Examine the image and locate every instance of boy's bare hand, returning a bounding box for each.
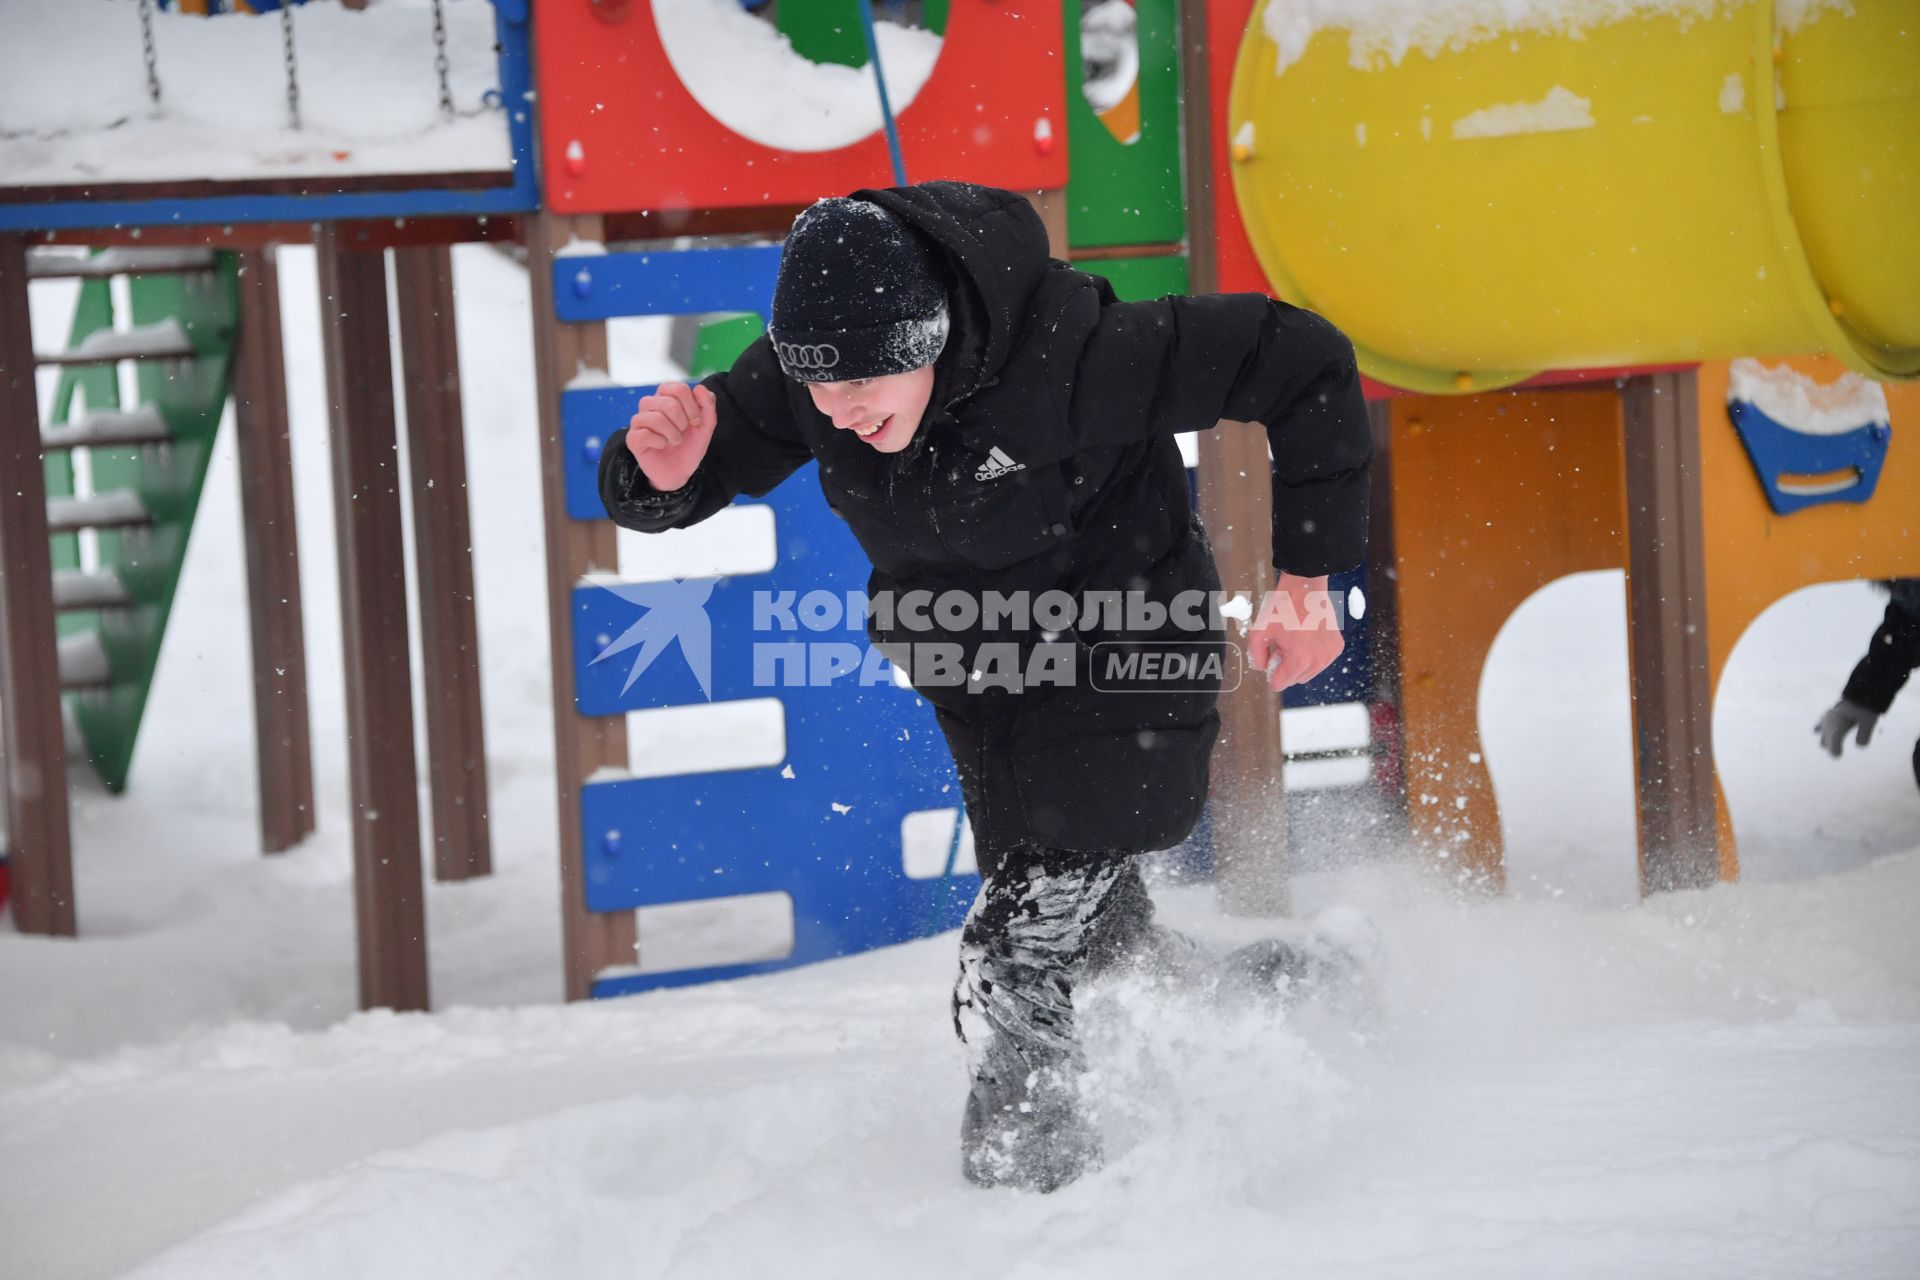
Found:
[1248,573,1345,692]
[626,382,718,493]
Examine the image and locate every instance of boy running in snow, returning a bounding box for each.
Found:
[599,182,1372,1191]
[1816,578,1920,793]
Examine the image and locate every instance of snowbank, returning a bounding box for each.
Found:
[653,0,942,153]
[5,854,1915,1280]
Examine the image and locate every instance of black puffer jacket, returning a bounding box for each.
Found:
[600,182,1371,862]
[1844,579,1920,715]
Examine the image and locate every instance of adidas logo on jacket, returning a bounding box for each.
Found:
[974,446,1026,481]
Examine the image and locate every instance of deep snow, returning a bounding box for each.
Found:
[2,242,1917,1279]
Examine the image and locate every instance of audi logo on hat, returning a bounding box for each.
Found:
[774,340,840,372]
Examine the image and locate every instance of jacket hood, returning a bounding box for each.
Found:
[852,182,1054,410]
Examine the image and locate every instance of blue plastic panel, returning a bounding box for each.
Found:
[1728,398,1893,516]
[564,384,651,521]
[580,475,971,998]
[552,243,782,324]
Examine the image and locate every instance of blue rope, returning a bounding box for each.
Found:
[856,0,910,186]
[861,0,942,932]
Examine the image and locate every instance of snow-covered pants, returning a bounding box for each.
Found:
[952,850,1124,1062]
[949,846,1154,1187]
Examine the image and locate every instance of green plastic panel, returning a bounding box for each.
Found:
[689,313,766,379]
[1065,0,1186,250]
[1079,253,1189,302]
[71,258,238,793]
[776,1,948,71]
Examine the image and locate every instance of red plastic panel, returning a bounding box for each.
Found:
[1205,0,1267,297]
[534,1,1068,214]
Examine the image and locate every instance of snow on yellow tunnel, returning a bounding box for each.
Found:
[1228,0,1920,393]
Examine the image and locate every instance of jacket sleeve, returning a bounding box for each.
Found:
[1066,292,1372,577]
[1841,595,1920,714]
[598,336,815,533]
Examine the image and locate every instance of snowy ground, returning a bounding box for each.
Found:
[2,245,1917,1278]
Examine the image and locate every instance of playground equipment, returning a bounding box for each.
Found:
[531,0,1387,994]
[7,0,1909,1010]
[2,0,527,1002]
[1207,0,1918,890]
[40,251,239,795]
[1226,0,1920,393]
[549,242,973,996]
[535,0,1061,215]
[1381,362,1918,889]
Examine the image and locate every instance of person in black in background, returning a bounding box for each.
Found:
[1816,579,1920,793]
[599,183,1371,1192]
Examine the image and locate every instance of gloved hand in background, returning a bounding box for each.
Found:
[1815,698,1880,758]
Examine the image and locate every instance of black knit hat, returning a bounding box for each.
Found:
[769,197,949,383]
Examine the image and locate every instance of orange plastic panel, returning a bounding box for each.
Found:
[1388,390,1630,888]
[534,1,1067,214]
[1698,358,1920,878]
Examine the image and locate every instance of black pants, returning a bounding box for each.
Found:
[950,846,1158,1080]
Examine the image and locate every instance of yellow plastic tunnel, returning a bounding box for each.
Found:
[1228,0,1919,394]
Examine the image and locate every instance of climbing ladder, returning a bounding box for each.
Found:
[0,240,239,932]
[35,246,239,792]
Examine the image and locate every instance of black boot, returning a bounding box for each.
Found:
[1219,909,1380,1014]
[960,1035,1102,1193]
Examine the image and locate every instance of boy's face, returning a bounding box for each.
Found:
[806,366,936,454]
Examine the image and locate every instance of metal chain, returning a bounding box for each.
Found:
[137,0,161,108]
[281,1,301,131]
[431,0,454,120]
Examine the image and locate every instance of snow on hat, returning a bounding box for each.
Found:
[769,197,949,384]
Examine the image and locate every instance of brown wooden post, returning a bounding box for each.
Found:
[528,214,637,1000]
[230,247,317,855]
[1364,400,1407,829]
[315,226,431,1012]
[1181,0,1290,916]
[1622,370,1721,894]
[0,234,77,936]
[1022,189,1070,258]
[393,245,493,882]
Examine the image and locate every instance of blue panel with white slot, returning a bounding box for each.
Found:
[576,472,971,998]
[1727,397,1893,517]
[558,244,784,520]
